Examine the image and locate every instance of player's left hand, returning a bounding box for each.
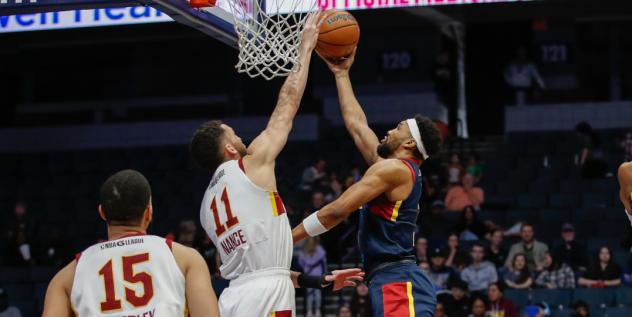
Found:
[300,11,327,53]
[324,268,365,291]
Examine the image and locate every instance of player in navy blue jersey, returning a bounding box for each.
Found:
[292,50,443,317]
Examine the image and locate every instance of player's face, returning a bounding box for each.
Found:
[221,124,247,157]
[377,121,411,159]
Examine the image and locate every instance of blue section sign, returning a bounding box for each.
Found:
[0,6,173,33]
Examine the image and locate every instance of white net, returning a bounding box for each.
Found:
[224,0,317,80]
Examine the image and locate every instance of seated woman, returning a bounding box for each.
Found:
[504,253,533,289]
[468,296,488,317]
[454,205,488,241]
[535,251,575,289]
[578,246,622,288]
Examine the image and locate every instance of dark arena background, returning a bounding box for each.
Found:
[2,0,632,316]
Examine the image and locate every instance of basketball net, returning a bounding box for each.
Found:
[224,0,317,80]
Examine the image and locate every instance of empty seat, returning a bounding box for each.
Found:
[603,307,632,317]
[614,287,632,306]
[572,288,615,308]
[504,289,530,307]
[550,194,579,208]
[531,289,572,308]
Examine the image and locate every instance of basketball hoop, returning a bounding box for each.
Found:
[206,0,317,80]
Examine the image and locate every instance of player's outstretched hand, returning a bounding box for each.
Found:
[317,47,357,77]
[324,268,365,291]
[300,11,326,53]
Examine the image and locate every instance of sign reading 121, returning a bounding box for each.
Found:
[0,6,173,33]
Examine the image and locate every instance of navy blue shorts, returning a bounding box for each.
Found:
[368,263,437,317]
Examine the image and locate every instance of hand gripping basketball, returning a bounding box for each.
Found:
[324,268,365,291]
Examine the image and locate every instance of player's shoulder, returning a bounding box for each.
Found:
[170,241,205,269]
[619,162,632,175]
[367,159,411,182]
[369,158,412,174]
[51,259,78,292]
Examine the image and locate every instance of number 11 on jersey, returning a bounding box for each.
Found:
[210,187,239,237]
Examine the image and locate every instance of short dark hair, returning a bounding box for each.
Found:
[412,114,443,160]
[488,282,504,293]
[190,120,226,173]
[471,242,485,251]
[100,169,151,226]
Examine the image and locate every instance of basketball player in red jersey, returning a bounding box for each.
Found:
[292,50,443,317]
[619,162,632,226]
[42,170,219,317]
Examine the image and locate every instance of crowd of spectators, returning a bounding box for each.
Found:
[2,149,632,317]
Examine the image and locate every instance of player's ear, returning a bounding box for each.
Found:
[225,143,238,156]
[98,205,107,222]
[403,139,416,152]
[145,201,153,224]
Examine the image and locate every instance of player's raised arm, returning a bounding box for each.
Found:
[618,162,632,225]
[292,159,408,243]
[246,13,325,164]
[172,243,220,317]
[319,49,381,166]
[42,261,76,317]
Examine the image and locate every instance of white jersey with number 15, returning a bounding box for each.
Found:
[200,159,293,280]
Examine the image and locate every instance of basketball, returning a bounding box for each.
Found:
[316,10,360,60]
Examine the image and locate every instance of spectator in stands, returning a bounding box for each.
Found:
[505,223,548,273]
[344,166,362,189]
[336,304,352,317]
[487,282,518,317]
[466,153,483,183]
[445,173,485,211]
[420,201,453,246]
[445,279,470,317]
[415,236,429,263]
[175,219,198,248]
[2,202,35,266]
[620,131,632,162]
[468,296,488,317]
[419,261,431,274]
[455,206,487,240]
[552,223,587,272]
[36,227,72,268]
[461,243,498,293]
[622,256,632,286]
[447,153,464,186]
[350,282,372,317]
[299,159,327,191]
[0,288,22,317]
[575,122,606,179]
[578,246,622,288]
[570,300,590,317]
[311,191,326,211]
[435,301,447,317]
[503,46,545,106]
[535,251,575,289]
[503,253,533,290]
[325,172,343,201]
[197,234,220,277]
[429,247,457,290]
[446,233,470,271]
[298,237,327,317]
[485,229,508,269]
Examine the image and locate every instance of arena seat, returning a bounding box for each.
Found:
[531,289,573,308]
[504,289,530,307]
[572,288,616,308]
[614,287,632,306]
[603,307,632,317]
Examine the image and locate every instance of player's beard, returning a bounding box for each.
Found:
[377,139,400,159]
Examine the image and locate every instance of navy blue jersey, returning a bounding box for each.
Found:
[359,158,422,273]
